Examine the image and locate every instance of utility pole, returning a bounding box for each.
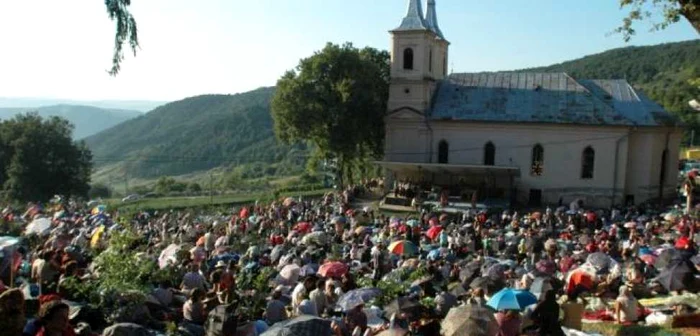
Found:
[124,172,129,196]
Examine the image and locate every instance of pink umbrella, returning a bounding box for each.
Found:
[318,261,349,278]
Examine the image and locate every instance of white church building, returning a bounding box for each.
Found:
[378,0,683,208]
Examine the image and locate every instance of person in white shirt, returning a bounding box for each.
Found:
[291,276,317,313]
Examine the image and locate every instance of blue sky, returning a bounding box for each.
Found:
[0,0,696,102]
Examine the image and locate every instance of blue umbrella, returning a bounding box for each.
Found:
[336,288,382,311]
[427,249,441,261]
[486,288,537,311]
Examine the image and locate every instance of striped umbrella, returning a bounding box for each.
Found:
[388,240,418,256]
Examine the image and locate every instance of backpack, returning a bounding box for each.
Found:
[205,303,238,336]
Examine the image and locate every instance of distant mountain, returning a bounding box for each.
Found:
[0,105,142,139]
[85,87,306,179]
[0,97,166,112]
[523,40,699,126]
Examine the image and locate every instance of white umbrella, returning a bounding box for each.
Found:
[278,264,301,285]
[158,244,181,269]
[25,217,52,236]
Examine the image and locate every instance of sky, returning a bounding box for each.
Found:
[0,0,697,102]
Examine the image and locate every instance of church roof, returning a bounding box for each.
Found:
[429,72,676,126]
[393,0,429,32]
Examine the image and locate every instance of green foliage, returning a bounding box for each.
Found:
[0,113,93,202]
[527,40,700,144]
[271,43,389,186]
[154,176,188,195]
[93,226,157,293]
[86,88,308,179]
[89,183,112,199]
[616,0,700,42]
[105,0,139,76]
[186,182,202,193]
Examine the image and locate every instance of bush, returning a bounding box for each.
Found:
[88,184,112,199]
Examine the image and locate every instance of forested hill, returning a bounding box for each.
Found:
[523,40,699,130]
[85,87,306,179]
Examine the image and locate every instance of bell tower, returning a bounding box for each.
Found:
[387,0,449,113]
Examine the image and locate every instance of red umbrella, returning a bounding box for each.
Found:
[295,222,312,233]
[318,261,349,278]
[567,270,593,295]
[426,225,443,240]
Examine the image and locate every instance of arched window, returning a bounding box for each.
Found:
[438,140,449,164]
[403,48,414,70]
[531,144,544,176]
[483,142,495,166]
[429,48,433,72]
[581,146,595,179]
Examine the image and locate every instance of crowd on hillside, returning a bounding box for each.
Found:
[0,184,699,336]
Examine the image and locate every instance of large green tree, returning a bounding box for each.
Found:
[271,43,389,187]
[0,113,93,202]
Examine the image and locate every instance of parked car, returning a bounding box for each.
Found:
[122,194,140,203]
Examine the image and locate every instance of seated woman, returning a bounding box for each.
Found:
[183,289,207,325]
[615,285,644,325]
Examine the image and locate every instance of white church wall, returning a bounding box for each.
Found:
[427,121,629,207]
[625,129,683,203]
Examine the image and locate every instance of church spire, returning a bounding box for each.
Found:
[425,0,445,39]
[394,0,428,31]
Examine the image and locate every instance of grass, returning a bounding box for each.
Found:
[583,322,700,336]
[105,188,332,212]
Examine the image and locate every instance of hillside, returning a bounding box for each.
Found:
[85,87,306,181]
[0,97,165,112]
[523,40,699,132]
[0,105,142,139]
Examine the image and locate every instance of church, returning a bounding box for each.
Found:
[377,0,684,208]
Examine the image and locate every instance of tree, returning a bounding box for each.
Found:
[0,113,92,202]
[616,0,700,41]
[186,182,202,194]
[105,0,139,76]
[271,43,389,187]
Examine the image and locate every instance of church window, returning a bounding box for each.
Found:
[531,144,544,176]
[483,142,495,166]
[403,48,414,70]
[429,48,433,72]
[438,140,449,164]
[581,146,595,179]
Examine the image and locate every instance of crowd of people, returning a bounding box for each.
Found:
[0,187,698,336]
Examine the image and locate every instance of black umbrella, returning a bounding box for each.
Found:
[469,276,505,295]
[448,282,469,297]
[656,248,684,270]
[384,296,424,319]
[529,277,553,300]
[261,315,332,336]
[656,261,694,292]
[459,262,481,282]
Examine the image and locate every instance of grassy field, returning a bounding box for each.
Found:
[583,322,699,336]
[105,189,332,212]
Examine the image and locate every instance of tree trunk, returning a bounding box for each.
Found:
[679,0,700,34]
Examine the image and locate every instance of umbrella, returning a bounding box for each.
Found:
[449,282,469,297]
[271,245,285,263]
[331,216,347,225]
[261,315,332,336]
[435,292,458,314]
[302,231,327,246]
[426,225,443,240]
[441,305,498,336]
[336,288,382,311]
[158,244,181,269]
[0,236,20,250]
[656,261,694,292]
[278,264,301,284]
[25,218,52,236]
[586,252,611,271]
[102,323,151,336]
[318,261,348,278]
[411,275,434,288]
[459,262,481,282]
[388,240,418,256]
[470,277,505,295]
[295,222,312,233]
[384,296,424,318]
[486,288,537,311]
[566,270,594,295]
[406,219,420,227]
[639,254,657,266]
[485,264,508,279]
[529,277,553,300]
[427,249,442,261]
[656,248,683,270]
[535,259,556,276]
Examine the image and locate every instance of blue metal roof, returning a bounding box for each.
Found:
[394,0,429,32]
[429,72,675,126]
